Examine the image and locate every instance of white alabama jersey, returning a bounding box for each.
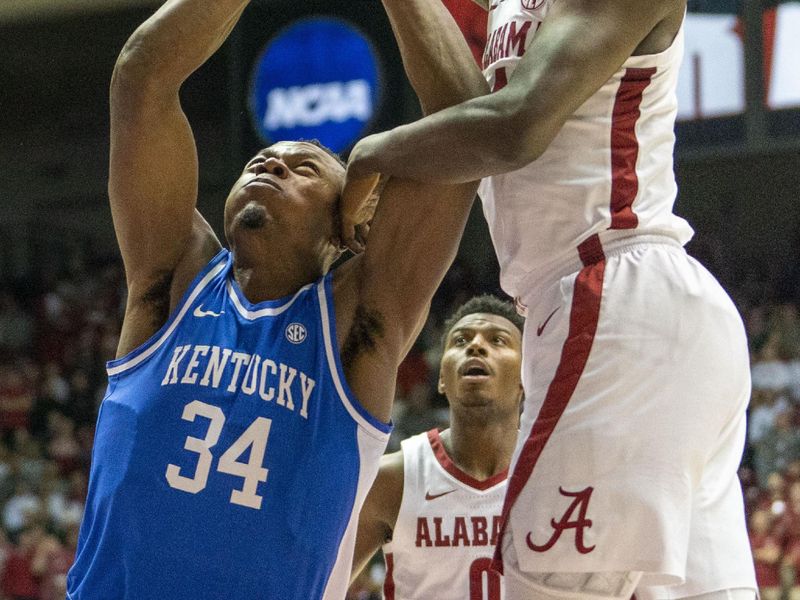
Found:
[478,0,695,298]
[382,429,508,600]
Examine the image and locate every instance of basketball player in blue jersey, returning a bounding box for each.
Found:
[351,296,524,600]
[65,0,487,598]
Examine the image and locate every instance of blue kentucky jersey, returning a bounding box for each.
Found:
[67,249,391,599]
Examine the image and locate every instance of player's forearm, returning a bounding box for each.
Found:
[381,0,488,115]
[349,90,543,184]
[113,0,250,92]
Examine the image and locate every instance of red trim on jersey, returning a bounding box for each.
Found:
[577,233,605,266]
[383,552,395,600]
[610,67,656,230]
[491,237,606,574]
[428,429,509,491]
[493,67,508,92]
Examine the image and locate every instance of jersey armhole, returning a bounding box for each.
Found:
[316,274,392,442]
[106,248,229,378]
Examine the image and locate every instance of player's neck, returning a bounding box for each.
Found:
[440,420,517,481]
[231,243,325,302]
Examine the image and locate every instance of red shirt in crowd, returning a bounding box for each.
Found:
[1,548,39,599]
[750,531,782,587]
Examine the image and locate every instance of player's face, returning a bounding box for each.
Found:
[438,313,523,412]
[223,142,345,260]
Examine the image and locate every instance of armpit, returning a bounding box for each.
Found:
[341,305,386,365]
[139,270,174,331]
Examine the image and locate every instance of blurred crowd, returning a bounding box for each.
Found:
[739,302,800,600]
[0,250,123,599]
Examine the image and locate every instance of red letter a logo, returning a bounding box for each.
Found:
[526,486,596,554]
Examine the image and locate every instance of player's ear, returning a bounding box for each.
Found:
[437,373,445,395]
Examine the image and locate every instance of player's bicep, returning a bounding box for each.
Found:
[359,178,477,351]
[109,73,200,284]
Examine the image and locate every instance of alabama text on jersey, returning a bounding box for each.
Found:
[383,430,508,600]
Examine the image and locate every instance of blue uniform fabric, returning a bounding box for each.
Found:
[67,249,391,599]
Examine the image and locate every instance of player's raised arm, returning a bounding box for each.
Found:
[109,0,251,352]
[334,0,488,423]
[339,0,487,249]
[350,451,404,584]
[345,0,684,185]
[381,0,487,117]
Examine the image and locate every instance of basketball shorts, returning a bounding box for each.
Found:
[496,234,756,598]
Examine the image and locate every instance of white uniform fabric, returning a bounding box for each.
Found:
[500,236,756,596]
[382,430,508,600]
[476,0,755,596]
[478,0,694,298]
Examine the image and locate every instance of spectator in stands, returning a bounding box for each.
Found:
[0,293,34,356]
[750,509,783,600]
[0,365,34,436]
[46,412,80,475]
[755,410,800,485]
[2,480,40,536]
[748,388,790,447]
[32,523,78,600]
[759,472,789,518]
[0,522,44,600]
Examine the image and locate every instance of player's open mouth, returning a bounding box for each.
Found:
[459,359,491,379]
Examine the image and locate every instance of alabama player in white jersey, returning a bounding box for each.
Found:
[339,0,757,599]
[351,296,524,599]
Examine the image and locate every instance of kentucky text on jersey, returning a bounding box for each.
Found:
[415,515,503,547]
[161,344,316,419]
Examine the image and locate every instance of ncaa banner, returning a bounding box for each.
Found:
[248,17,382,153]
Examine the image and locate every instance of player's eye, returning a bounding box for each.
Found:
[298,161,320,175]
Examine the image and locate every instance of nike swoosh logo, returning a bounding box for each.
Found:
[425,490,456,501]
[193,305,224,318]
[536,307,559,336]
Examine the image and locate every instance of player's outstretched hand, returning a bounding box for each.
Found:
[341,137,384,254]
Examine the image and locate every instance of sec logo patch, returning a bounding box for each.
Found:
[521,0,546,10]
[286,323,307,344]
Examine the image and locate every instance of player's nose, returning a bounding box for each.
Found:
[465,336,488,356]
[262,157,289,178]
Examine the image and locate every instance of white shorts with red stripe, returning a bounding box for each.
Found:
[494,233,756,598]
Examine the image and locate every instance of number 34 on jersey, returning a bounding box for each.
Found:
[165,400,272,510]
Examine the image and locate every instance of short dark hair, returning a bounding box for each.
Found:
[300,138,346,169]
[441,295,525,347]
